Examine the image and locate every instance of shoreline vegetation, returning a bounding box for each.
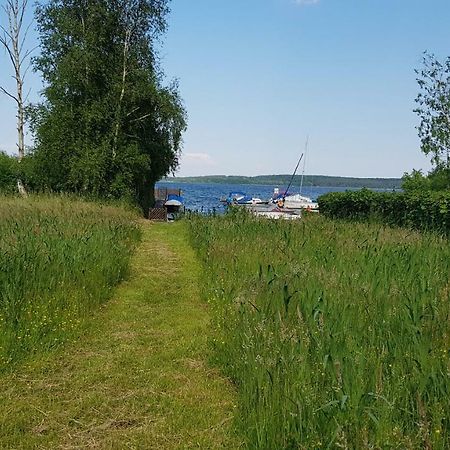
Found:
[319,189,450,236]
[163,174,402,189]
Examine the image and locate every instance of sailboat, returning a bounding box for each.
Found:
[271,138,319,212]
[279,193,319,211]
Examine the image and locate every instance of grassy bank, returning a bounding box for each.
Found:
[0,196,140,368]
[189,210,450,448]
[0,221,237,449]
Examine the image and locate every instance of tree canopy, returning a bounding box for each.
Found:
[404,52,450,192]
[29,0,186,214]
[414,52,450,171]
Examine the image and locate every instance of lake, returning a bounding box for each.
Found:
[156,181,367,212]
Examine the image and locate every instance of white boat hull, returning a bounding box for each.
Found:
[277,194,318,210]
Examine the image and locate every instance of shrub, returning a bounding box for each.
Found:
[318,189,450,235]
[0,152,18,193]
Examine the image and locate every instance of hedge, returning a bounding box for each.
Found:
[0,152,18,194]
[318,189,450,235]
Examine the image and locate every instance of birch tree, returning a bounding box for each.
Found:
[415,52,450,170]
[0,0,33,159]
[0,0,34,195]
[31,0,186,215]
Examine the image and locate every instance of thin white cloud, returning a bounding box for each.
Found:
[295,0,320,5]
[183,152,215,164]
[177,152,217,176]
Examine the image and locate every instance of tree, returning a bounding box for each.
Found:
[0,0,35,195]
[414,52,450,171]
[401,169,430,192]
[0,0,30,161]
[31,0,186,215]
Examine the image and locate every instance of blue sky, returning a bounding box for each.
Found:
[1,0,450,177]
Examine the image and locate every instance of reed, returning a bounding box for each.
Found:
[189,210,450,449]
[0,196,140,368]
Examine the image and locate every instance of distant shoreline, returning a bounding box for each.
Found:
[162,175,402,190]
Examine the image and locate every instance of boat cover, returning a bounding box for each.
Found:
[236,195,254,204]
[165,193,184,207]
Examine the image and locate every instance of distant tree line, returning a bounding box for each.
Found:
[0,0,186,215]
[167,175,402,190]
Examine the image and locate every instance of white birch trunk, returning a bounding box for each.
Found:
[0,0,33,196]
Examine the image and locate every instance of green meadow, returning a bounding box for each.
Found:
[0,198,236,448]
[0,217,236,449]
[189,210,450,449]
[2,197,450,448]
[0,196,140,368]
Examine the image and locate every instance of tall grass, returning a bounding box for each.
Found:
[189,210,450,449]
[0,196,140,368]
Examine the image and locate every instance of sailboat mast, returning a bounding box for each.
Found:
[283,153,304,203]
[299,136,309,195]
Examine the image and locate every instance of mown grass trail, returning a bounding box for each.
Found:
[0,221,238,449]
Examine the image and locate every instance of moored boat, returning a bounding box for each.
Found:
[164,193,185,221]
[220,191,267,205]
[271,190,319,211]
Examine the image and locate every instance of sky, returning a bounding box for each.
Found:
[1,0,450,178]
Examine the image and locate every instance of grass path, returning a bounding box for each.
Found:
[0,221,238,449]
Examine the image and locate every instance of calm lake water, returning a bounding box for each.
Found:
[156,181,366,212]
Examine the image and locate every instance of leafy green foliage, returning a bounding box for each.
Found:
[0,152,18,193]
[402,167,450,193]
[30,0,186,214]
[401,169,431,192]
[428,166,450,191]
[318,189,450,235]
[414,52,450,170]
[189,213,450,448]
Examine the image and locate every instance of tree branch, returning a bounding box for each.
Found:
[131,113,152,123]
[0,23,13,41]
[23,86,31,103]
[0,85,19,103]
[20,44,39,67]
[0,33,17,69]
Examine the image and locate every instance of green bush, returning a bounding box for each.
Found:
[318,189,450,235]
[0,152,18,193]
